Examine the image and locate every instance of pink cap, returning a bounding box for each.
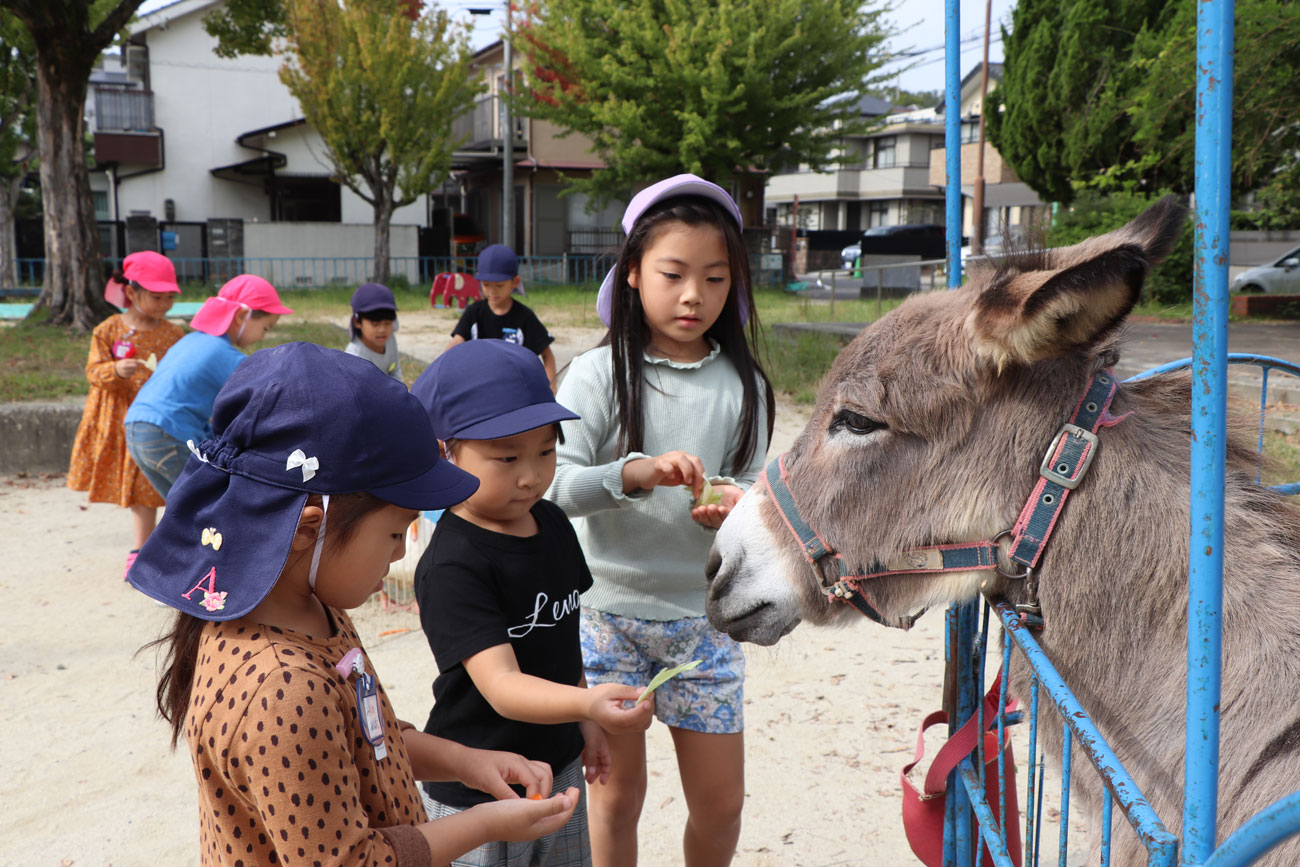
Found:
[105,251,181,308]
[190,274,293,336]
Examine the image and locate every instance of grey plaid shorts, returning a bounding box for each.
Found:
[422,755,591,867]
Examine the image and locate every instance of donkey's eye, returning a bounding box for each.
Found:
[832,410,886,436]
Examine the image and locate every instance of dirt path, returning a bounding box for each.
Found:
[1,319,971,866]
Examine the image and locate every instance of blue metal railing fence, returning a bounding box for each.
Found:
[3,252,786,293]
[940,0,1300,863]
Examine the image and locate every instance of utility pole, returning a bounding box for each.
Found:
[502,6,514,249]
[971,0,993,253]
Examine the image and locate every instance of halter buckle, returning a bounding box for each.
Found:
[1038,423,1099,490]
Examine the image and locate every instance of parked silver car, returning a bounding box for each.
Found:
[1232,245,1300,294]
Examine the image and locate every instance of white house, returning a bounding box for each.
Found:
[88,0,425,283]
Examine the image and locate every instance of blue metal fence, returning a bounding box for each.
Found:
[7,254,618,291]
[941,0,1300,864]
[7,250,785,293]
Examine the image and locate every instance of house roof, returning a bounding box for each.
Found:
[131,0,223,35]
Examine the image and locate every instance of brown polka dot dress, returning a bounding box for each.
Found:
[66,314,185,508]
[187,609,431,866]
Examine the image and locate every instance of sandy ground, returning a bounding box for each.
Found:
[0,309,1062,866]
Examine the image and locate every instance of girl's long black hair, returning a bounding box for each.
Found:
[602,194,775,474]
[142,492,390,748]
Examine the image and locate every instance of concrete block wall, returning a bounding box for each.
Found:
[0,398,85,475]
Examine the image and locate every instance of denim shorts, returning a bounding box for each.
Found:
[580,608,745,734]
[124,421,187,499]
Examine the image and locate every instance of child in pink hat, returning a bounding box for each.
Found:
[124,274,292,516]
[69,251,186,580]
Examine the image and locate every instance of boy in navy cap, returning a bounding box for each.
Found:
[410,340,653,866]
[446,244,557,390]
[346,281,402,380]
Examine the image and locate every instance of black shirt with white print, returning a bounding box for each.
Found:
[450,298,555,355]
[415,499,592,806]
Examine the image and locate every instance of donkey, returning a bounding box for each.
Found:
[705,197,1300,866]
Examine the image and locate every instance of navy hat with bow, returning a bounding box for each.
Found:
[128,342,477,620]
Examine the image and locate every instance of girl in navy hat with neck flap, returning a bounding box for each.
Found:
[133,342,578,866]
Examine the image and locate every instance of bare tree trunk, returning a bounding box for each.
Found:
[0,173,20,289]
[2,0,145,331]
[372,188,393,284]
[31,42,112,330]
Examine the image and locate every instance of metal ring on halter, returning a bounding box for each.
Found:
[992,529,1033,580]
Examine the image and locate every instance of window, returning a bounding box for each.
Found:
[92,190,110,221]
[872,136,896,169]
[868,201,890,227]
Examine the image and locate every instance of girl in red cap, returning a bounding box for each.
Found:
[124,274,292,517]
[68,251,185,580]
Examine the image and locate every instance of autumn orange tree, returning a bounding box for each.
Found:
[278,0,480,281]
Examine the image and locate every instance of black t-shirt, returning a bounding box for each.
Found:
[415,500,592,807]
[450,299,555,355]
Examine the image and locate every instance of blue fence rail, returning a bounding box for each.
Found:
[941,0,1300,864]
[4,254,620,291]
[4,252,786,293]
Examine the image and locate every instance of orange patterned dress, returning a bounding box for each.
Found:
[67,314,186,508]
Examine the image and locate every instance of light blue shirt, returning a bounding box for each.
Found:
[125,331,246,445]
[546,343,769,620]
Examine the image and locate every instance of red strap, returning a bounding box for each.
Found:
[911,672,1012,797]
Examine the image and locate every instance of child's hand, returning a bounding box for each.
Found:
[586,682,654,734]
[579,720,612,784]
[470,787,580,842]
[459,747,554,801]
[689,483,743,529]
[623,450,706,496]
[114,358,141,378]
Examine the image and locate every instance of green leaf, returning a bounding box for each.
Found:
[637,659,702,704]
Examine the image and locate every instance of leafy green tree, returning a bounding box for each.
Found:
[985,0,1172,204]
[278,0,481,281]
[0,10,37,290]
[516,0,896,206]
[0,0,143,330]
[204,0,287,59]
[989,0,1300,222]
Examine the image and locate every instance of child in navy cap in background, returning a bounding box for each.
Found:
[346,281,403,380]
[132,342,579,866]
[446,244,558,390]
[409,340,653,867]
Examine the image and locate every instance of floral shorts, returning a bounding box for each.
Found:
[580,608,745,734]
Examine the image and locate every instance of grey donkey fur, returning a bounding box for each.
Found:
[705,197,1300,866]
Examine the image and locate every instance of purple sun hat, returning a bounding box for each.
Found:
[595,173,748,327]
[128,342,478,621]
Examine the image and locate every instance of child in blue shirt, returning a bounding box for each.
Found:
[125,274,291,498]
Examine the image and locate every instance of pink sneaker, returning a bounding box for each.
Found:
[123,549,139,581]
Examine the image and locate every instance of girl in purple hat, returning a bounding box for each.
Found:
[547,174,775,867]
[68,252,185,579]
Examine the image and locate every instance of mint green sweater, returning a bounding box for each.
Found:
[546,343,769,620]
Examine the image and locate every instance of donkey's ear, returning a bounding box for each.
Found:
[967,195,1188,368]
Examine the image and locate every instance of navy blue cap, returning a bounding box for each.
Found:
[475,244,519,282]
[128,342,478,621]
[410,340,578,441]
[350,282,398,338]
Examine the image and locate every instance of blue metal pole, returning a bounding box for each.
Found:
[944,0,962,288]
[1200,791,1300,867]
[1184,0,1233,860]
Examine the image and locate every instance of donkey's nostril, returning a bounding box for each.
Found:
[705,546,723,583]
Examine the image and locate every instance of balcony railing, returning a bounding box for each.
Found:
[93,88,154,132]
[452,95,525,148]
